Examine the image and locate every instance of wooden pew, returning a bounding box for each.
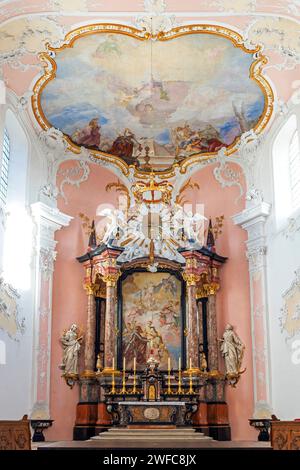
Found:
[0,415,31,450]
[271,420,300,450]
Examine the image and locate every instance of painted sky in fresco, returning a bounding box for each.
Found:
[41,32,265,169]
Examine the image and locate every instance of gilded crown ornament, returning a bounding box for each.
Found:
[131,172,173,205]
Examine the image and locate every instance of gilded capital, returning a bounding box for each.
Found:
[183,272,200,286]
[196,282,220,298]
[103,272,120,287]
[83,283,95,295]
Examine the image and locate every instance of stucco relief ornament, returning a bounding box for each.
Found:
[40,247,56,280]
[213,147,243,201]
[282,215,300,240]
[59,324,83,388]
[57,159,90,204]
[135,0,177,37]
[279,268,300,342]
[245,17,300,71]
[219,324,246,387]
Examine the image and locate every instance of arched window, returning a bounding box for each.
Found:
[0,128,10,206]
[289,128,300,210]
[273,114,300,228]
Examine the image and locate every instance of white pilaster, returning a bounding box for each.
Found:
[233,201,273,418]
[30,202,72,419]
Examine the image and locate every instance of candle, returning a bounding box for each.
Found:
[123,356,126,371]
[111,357,116,394]
[133,357,136,394]
[167,357,171,394]
[189,357,192,370]
[178,356,182,394]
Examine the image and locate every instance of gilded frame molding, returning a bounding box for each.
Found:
[32,23,274,178]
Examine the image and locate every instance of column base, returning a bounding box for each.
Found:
[209,425,231,441]
[96,402,112,427]
[73,425,96,441]
[207,402,231,441]
[192,402,208,427]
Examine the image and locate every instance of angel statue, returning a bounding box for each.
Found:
[98,208,127,244]
[219,324,245,375]
[60,324,83,379]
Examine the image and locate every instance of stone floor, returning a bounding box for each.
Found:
[37,440,271,450]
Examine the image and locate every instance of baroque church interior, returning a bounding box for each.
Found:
[0,0,300,454]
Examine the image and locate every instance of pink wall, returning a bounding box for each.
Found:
[189,163,256,440]
[47,161,119,441]
[47,160,256,441]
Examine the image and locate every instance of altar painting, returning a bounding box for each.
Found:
[122,272,182,370]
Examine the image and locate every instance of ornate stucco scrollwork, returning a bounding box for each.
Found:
[213,148,244,200]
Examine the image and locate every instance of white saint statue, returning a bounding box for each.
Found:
[60,324,82,376]
[219,324,245,375]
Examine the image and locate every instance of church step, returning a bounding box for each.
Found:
[91,435,212,441]
[90,428,213,441]
[106,427,197,433]
[101,429,202,437]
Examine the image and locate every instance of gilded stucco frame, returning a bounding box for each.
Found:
[32,23,274,178]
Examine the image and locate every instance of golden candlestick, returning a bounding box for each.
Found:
[133,357,137,394]
[177,356,182,394]
[96,353,101,374]
[188,371,194,394]
[121,357,126,394]
[167,357,171,394]
[110,357,116,394]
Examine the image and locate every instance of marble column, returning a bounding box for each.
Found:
[207,293,219,371]
[233,201,273,418]
[83,285,96,376]
[30,202,72,419]
[103,274,119,370]
[197,300,204,348]
[184,274,200,370]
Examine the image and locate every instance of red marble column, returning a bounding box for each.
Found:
[83,286,96,376]
[207,293,219,371]
[103,276,119,370]
[184,278,200,369]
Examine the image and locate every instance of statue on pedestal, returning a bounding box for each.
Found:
[219,324,245,375]
[59,324,83,387]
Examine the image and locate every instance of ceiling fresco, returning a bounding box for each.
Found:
[33,25,273,173]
